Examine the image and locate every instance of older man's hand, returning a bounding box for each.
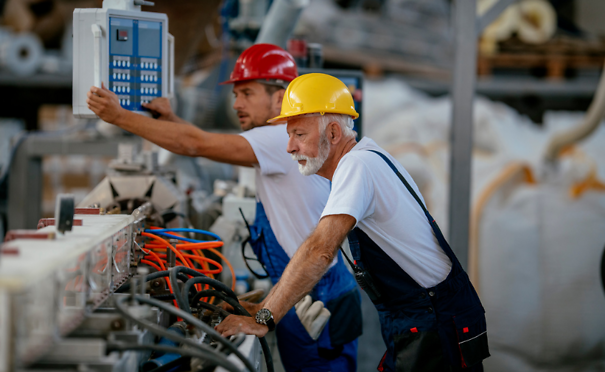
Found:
[87,83,125,124]
[215,315,268,338]
[220,300,262,316]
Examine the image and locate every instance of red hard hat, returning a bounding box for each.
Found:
[220,44,298,85]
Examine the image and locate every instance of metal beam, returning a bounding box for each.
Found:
[7,136,136,231]
[448,0,478,269]
[477,0,517,36]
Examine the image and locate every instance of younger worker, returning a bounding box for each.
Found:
[87,45,361,371]
[216,73,490,371]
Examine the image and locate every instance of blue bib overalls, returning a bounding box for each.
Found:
[346,151,490,372]
[247,202,362,372]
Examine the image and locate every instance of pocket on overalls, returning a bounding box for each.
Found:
[453,308,490,368]
[393,329,447,372]
[326,288,363,346]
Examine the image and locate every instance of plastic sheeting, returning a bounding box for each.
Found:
[363,78,605,371]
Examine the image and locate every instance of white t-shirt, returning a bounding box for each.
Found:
[240,124,331,258]
[321,137,452,288]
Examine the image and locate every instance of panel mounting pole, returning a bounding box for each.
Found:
[448,0,478,269]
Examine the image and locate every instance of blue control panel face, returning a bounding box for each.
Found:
[109,18,162,111]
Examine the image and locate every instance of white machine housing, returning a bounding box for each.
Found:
[73,3,174,118]
[0,212,139,372]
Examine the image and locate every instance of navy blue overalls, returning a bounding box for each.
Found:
[346,150,490,372]
[246,202,362,372]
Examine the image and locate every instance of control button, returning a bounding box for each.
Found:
[113,73,116,79]
[143,87,147,94]
[127,61,131,67]
[127,86,130,93]
[113,60,116,67]
[117,86,121,93]
[126,99,130,106]
[154,76,158,82]
[429,291,435,297]
[127,74,130,80]
[153,88,157,94]
[112,86,116,92]
[153,63,157,69]
[427,307,433,313]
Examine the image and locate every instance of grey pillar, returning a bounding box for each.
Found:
[448,0,477,269]
[8,139,43,230]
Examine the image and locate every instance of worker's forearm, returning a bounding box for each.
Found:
[263,215,355,322]
[115,110,203,156]
[263,237,333,322]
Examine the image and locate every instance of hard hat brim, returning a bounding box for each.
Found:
[267,110,359,124]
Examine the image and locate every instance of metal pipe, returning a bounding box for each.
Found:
[544,61,605,163]
[138,267,149,297]
[255,0,309,48]
[448,0,478,270]
[476,0,517,36]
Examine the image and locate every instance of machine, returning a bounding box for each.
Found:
[72,0,174,118]
[0,143,268,371]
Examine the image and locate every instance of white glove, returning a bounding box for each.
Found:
[295,295,331,340]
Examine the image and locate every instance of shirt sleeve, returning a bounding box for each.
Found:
[321,154,375,225]
[239,125,289,176]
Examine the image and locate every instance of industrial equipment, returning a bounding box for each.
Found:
[1,144,269,371]
[72,0,174,118]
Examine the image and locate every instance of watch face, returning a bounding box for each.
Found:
[256,308,272,324]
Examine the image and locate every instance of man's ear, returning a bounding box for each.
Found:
[273,89,285,111]
[328,121,342,144]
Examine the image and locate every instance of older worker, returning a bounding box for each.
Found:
[216,73,490,372]
[87,46,361,372]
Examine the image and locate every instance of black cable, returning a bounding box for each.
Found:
[193,300,232,319]
[182,276,274,372]
[151,294,175,301]
[182,278,240,314]
[120,294,257,372]
[189,289,246,316]
[107,342,240,372]
[146,356,189,372]
[117,270,189,293]
[164,267,273,372]
[176,266,238,301]
[169,266,202,311]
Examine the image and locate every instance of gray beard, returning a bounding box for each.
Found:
[291,133,330,176]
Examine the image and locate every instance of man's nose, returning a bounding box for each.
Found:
[287,135,297,154]
[233,96,243,110]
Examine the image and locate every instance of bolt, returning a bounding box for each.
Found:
[152,280,161,288]
[111,319,124,330]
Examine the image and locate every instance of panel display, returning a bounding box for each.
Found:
[138,20,161,58]
[108,17,163,112]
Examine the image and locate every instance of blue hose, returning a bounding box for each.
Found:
[146,228,221,242]
[140,324,186,372]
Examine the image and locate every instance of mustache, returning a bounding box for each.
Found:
[237,111,249,117]
[291,153,309,161]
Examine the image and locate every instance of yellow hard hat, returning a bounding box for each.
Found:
[268,73,359,123]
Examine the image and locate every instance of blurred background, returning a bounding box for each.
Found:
[1,0,604,371]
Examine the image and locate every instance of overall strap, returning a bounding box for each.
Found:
[367,150,458,263]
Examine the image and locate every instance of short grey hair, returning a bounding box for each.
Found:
[318,113,357,139]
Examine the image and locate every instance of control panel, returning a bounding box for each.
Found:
[73,6,173,118]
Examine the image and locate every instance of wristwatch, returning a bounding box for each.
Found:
[255,308,276,331]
